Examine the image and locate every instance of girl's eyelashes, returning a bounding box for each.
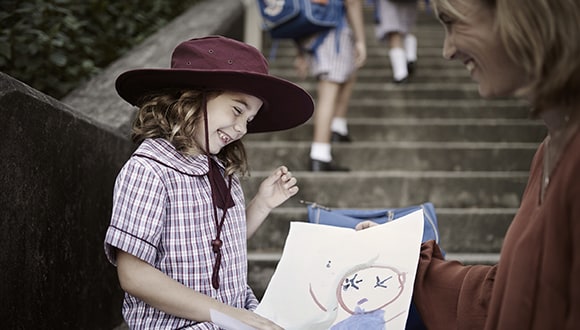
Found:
[233,106,243,115]
[233,105,255,123]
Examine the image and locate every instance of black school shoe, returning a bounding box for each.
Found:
[407,61,416,75]
[310,158,350,172]
[331,131,352,143]
[393,76,409,84]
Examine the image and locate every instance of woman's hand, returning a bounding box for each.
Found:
[355,220,379,231]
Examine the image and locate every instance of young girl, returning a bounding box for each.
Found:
[293,0,367,172]
[104,36,313,329]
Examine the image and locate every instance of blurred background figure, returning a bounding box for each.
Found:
[294,0,367,171]
[373,0,419,83]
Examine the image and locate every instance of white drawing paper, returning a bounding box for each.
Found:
[255,210,424,330]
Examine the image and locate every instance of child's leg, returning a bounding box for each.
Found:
[404,33,418,74]
[331,74,357,142]
[388,32,408,83]
[404,33,417,63]
[310,79,349,171]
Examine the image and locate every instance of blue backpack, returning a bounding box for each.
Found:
[257,0,344,39]
[256,0,345,57]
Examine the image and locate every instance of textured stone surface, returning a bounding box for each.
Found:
[0,71,133,329]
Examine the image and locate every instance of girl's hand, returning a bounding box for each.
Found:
[354,40,367,68]
[258,166,298,210]
[246,166,299,238]
[221,308,283,330]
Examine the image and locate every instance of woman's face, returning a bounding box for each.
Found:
[436,0,527,98]
[196,91,262,154]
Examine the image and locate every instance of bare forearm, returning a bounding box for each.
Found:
[116,250,227,322]
[246,196,272,238]
[345,0,366,44]
[245,166,297,238]
[116,250,283,329]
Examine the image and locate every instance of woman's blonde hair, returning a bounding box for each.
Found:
[432,0,580,115]
[496,0,580,115]
[132,89,249,177]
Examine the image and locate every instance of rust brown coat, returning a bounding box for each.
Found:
[414,130,580,329]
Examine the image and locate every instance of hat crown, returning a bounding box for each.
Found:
[115,35,313,133]
[170,36,269,75]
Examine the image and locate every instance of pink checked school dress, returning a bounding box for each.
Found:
[104,138,258,329]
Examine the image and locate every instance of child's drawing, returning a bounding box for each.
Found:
[308,260,408,330]
[255,210,424,330]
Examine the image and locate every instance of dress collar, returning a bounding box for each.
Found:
[133,138,224,176]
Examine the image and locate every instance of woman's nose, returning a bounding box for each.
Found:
[442,35,456,60]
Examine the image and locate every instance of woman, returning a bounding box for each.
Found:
[359,0,580,328]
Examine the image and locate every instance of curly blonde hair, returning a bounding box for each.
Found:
[131,89,249,177]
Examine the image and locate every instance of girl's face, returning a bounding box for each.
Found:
[197,91,262,154]
[436,0,527,98]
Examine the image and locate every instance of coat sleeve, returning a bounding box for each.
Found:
[567,173,580,329]
[413,240,497,330]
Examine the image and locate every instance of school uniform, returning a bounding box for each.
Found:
[309,17,357,84]
[374,0,418,40]
[104,138,258,329]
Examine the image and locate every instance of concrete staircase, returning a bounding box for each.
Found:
[243,6,546,298]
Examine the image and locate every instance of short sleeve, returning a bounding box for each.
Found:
[244,284,259,310]
[104,159,167,266]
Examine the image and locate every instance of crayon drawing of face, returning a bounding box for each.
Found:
[336,265,406,314]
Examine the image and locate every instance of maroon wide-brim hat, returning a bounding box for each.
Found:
[115,35,314,133]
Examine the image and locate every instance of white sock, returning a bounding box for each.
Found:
[404,34,417,63]
[389,47,408,81]
[331,117,348,135]
[310,142,332,162]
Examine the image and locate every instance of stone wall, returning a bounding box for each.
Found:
[0,0,246,328]
[0,72,134,329]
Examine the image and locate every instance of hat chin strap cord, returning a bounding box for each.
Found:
[202,92,233,290]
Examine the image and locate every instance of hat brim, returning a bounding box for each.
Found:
[115,69,314,133]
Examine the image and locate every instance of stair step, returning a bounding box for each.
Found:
[245,119,546,143]
[272,68,475,83]
[242,171,529,209]
[331,99,531,119]
[248,207,514,254]
[292,81,498,99]
[246,142,538,171]
[268,56,471,71]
